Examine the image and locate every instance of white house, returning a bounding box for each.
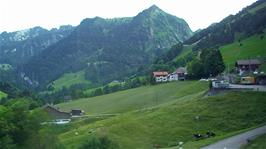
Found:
[168,73,178,81]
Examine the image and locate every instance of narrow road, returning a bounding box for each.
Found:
[229,84,266,92]
[201,125,266,149]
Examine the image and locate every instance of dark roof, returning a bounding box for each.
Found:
[175,67,187,74]
[71,109,83,113]
[43,105,70,115]
[236,59,261,65]
[43,105,71,119]
[71,109,84,116]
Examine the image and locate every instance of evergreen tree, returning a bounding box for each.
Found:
[201,49,225,77]
[188,49,225,79]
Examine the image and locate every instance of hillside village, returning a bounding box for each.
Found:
[153,67,187,82]
[0,0,266,149]
[42,57,266,132]
[153,58,266,85]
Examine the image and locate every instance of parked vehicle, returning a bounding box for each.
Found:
[212,80,229,89]
[240,76,255,85]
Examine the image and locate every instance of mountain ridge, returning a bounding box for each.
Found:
[0,25,74,65]
[17,5,193,88]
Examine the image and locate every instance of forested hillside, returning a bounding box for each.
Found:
[154,0,266,78]
[19,5,192,88]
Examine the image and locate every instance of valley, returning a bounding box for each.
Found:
[1,0,266,149]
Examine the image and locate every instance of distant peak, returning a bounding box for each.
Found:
[149,4,160,9]
[138,4,165,16]
[147,4,162,12]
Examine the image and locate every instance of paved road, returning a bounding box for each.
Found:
[201,125,266,149]
[229,84,266,92]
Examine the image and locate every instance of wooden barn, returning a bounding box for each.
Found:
[43,105,71,120]
[235,59,261,74]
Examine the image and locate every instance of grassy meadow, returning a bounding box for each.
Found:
[56,81,266,149]
[51,70,91,91]
[58,81,208,114]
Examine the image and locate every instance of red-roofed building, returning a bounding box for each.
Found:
[153,71,169,82]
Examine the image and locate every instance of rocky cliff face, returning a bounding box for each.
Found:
[0,25,74,65]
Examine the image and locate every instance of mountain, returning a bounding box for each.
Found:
[156,0,266,68]
[184,0,266,51]
[19,5,193,88]
[0,25,74,66]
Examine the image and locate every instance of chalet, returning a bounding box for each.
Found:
[235,59,261,74]
[43,105,71,120]
[176,67,187,81]
[168,73,178,81]
[168,67,187,81]
[153,71,168,82]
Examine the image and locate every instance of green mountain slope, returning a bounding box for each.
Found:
[155,0,266,72]
[20,5,193,88]
[220,31,266,69]
[0,90,7,99]
[50,70,91,91]
[58,89,266,149]
[58,81,207,114]
[184,0,266,51]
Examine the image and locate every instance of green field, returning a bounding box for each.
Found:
[58,81,208,114]
[0,91,7,99]
[56,81,266,149]
[51,70,91,91]
[220,32,266,70]
[83,81,123,96]
[244,133,266,149]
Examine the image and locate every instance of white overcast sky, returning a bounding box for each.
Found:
[0,0,257,32]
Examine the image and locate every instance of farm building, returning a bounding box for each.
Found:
[153,71,168,82]
[43,104,71,120]
[168,67,187,81]
[235,59,261,74]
